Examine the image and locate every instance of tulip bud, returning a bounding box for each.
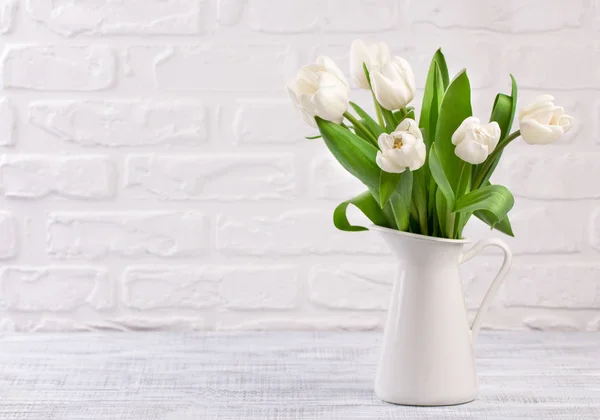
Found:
[376,118,426,173]
[519,95,574,145]
[349,39,391,89]
[370,56,416,111]
[286,56,350,127]
[451,117,501,165]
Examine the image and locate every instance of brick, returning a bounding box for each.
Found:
[495,152,600,199]
[0,318,15,332]
[589,208,600,253]
[463,201,583,255]
[27,0,203,36]
[509,45,599,89]
[244,0,319,32]
[0,0,16,33]
[0,266,111,311]
[242,0,398,33]
[218,266,299,309]
[27,315,209,332]
[412,0,585,32]
[29,100,207,147]
[217,0,244,25]
[122,266,219,310]
[0,212,17,259]
[122,265,298,310]
[523,315,580,332]
[588,317,600,332]
[309,264,395,310]
[217,209,389,255]
[133,45,298,92]
[1,45,115,91]
[124,154,295,200]
[47,212,207,259]
[216,314,382,331]
[0,97,14,146]
[311,155,367,200]
[506,264,600,308]
[321,0,398,32]
[232,100,307,144]
[0,156,115,199]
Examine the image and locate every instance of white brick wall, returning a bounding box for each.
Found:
[0,0,598,332]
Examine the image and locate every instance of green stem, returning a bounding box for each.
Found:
[452,163,468,238]
[371,92,385,127]
[473,130,521,189]
[343,112,378,146]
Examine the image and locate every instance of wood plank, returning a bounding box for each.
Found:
[0,332,598,419]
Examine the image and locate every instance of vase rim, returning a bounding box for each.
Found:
[369,224,471,244]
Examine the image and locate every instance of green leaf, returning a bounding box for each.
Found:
[453,162,472,238]
[472,180,515,237]
[350,102,385,139]
[305,134,321,140]
[453,184,514,225]
[412,169,429,235]
[380,107,398,132]
[490,93,513,140]
[435,49,450,89]
[435,188,453,238]
[428,143,455,204]
[474,75,519,188]
[420,57,446,146]
[474,210,514,237]
[379,171,402,208]
[388,171,413,231]
[316,117,381,191]
[456,162,472,200]
[419,48,449,141]
[333,191,389,232]
[435,69,473,190]
[507,74,518,137]
[350,121,375,145]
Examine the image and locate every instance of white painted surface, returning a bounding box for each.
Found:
[0,332,599,419]
[0,1,598,331]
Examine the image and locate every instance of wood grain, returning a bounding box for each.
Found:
[0,332,598,419]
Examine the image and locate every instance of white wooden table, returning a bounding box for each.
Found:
[0,332,598,419]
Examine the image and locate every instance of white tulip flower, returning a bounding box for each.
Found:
[376,118,426,173]
[370,56,416,111]
[451,117,501,165]
[519,95,573,145]
[349,39,392,89]
[286,56,350,127]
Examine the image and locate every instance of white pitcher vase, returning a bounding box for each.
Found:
[371,225,512,406]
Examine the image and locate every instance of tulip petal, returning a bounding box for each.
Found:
[452,116,480,145]
[520,118,564,144]
[377,133,395,152]
[395,118,421,139]
[481,121,501,151]
[454,138,489,164]
[316,56,349,89]
[312,86,348,124]
[559,113,574,132]
[350,39,371,89]
[376,151,406,173]
[519,95,555,120]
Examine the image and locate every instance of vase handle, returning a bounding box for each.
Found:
[460,238,512,340]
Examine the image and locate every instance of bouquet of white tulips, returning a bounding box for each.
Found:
[287,40,573,239]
